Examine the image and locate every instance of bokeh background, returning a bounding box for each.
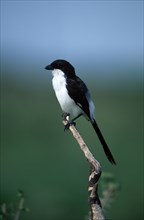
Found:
[0,1,143,220]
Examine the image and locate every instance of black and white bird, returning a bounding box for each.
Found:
[45,59,116,165]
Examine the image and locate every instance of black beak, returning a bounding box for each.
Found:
[45,64,54,70]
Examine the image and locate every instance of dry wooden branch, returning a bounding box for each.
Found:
[63,117,105,220]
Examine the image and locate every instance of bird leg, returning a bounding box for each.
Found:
[62,112,70,120]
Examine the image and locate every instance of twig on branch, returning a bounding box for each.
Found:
[0,190,29,220]
[63,117,105,220]
[14,191,25,220]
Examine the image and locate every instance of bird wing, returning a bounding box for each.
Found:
[66,76,91,119]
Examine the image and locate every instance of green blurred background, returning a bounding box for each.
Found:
[0,1,143,220]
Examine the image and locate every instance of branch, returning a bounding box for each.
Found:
[63,117,105,220]
[14,191,26,220]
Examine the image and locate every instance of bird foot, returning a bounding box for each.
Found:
[64,121,76,131]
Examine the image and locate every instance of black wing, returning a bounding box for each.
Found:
[66,76,91,119]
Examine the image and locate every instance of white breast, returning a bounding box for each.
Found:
[52,69,82,118]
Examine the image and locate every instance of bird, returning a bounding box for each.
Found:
[45,59,116,165]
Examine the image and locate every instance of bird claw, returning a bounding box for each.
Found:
[64,121,76,131]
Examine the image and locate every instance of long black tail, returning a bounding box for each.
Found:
[91,119,116,165]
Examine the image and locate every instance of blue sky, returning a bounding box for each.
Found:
[1,0,143,81]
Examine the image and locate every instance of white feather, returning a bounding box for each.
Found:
[52,69,83,118]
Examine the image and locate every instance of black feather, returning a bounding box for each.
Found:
[92,119,116,165]
[66,76,91,118]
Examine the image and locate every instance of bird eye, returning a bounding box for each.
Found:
[57,63,62,69]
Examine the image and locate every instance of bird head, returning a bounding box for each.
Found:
[45,59,75,77]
